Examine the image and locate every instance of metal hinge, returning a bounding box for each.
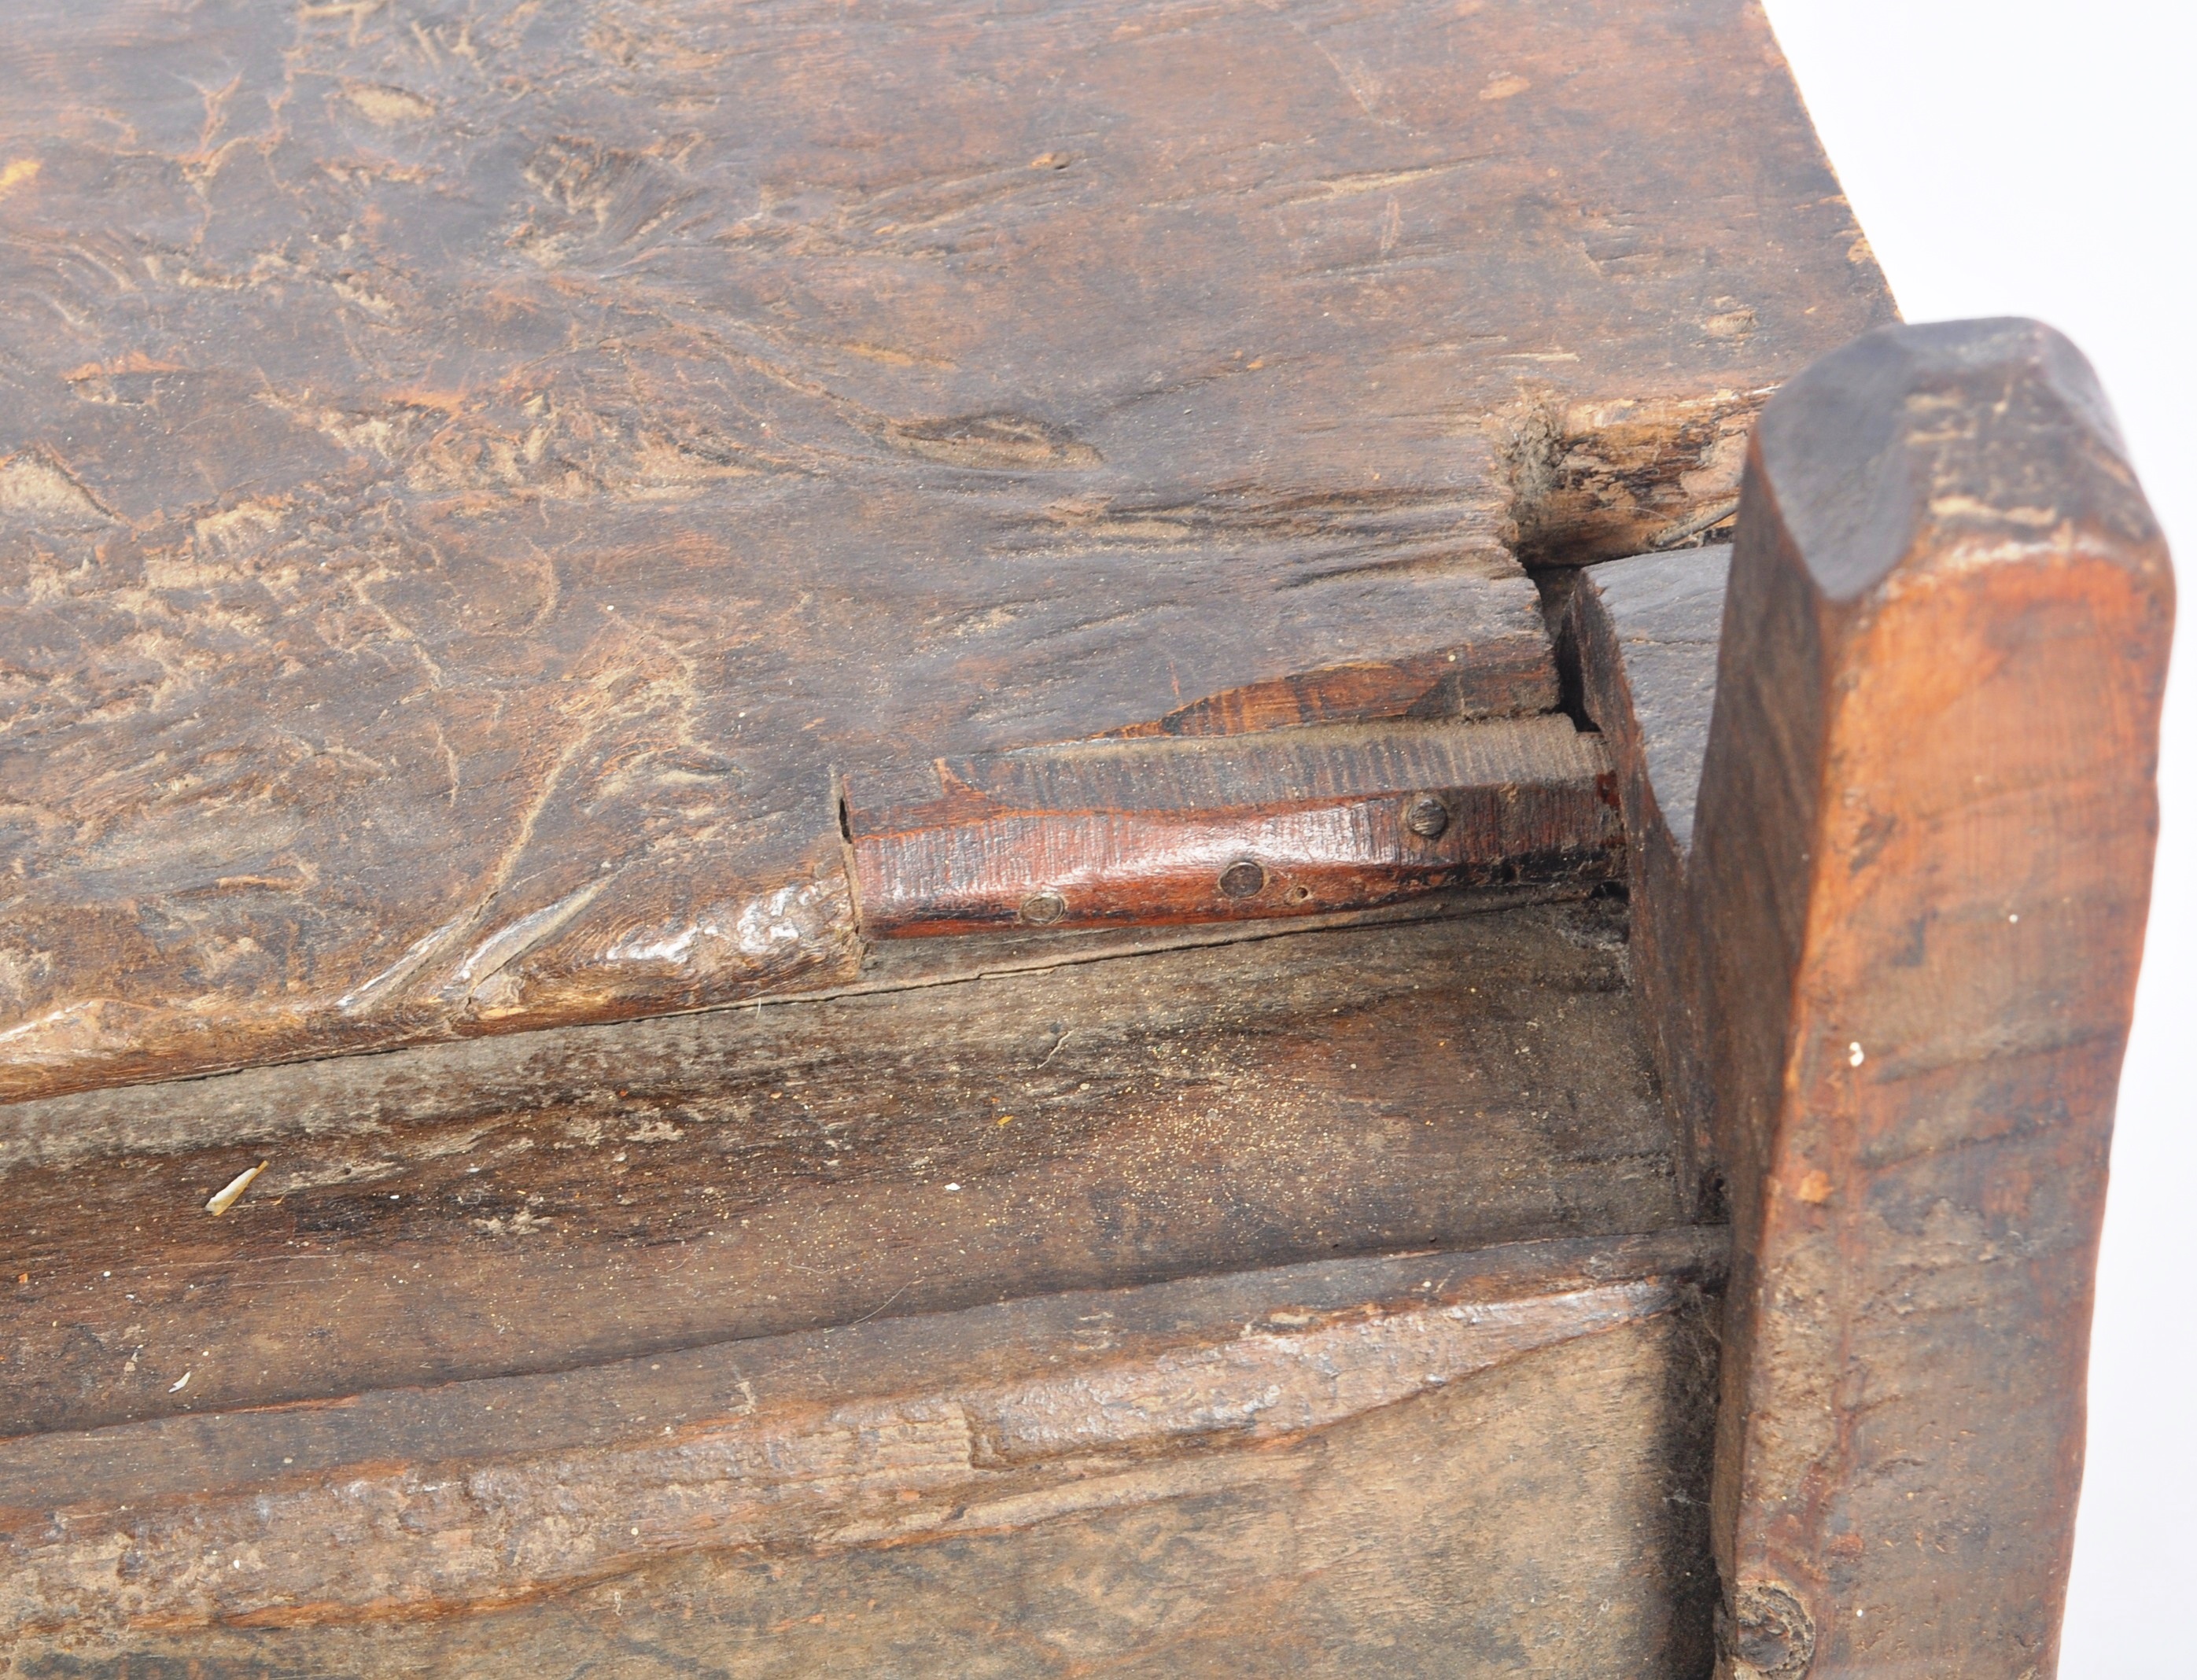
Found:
[842,713,1620,938]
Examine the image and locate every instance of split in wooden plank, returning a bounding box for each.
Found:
[1686,320,2172,1678]
[846,715,1620,936]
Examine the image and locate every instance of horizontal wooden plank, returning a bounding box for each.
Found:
[0,0,1893,1103]
[846,716,1620,935]
[3,1307,1720,1676]
[0,900,1679,1438]
[0,1228,1724,1649]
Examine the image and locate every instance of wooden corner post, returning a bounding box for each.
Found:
[1691,320,2173,1677]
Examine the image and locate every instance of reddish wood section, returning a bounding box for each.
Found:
[846,717,1620,935]
[1683,321,2173,1678]
[0,0,1892,1103]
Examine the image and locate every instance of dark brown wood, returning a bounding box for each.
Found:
[1563,544,1731,1209]
[1685,320,2173,1678]
[0,1228,1723,1673]
[0,0,1893,1104]
[0,897,1679,1439]
[847,716,1620,935]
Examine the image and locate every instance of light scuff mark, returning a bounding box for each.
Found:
[602,877,851,978]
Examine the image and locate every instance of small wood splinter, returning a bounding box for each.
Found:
[205,1162,268,1218]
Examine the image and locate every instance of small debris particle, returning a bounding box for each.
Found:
[1848,1041,1865,1068]
[170,1372,191,1393]
[205,1162,267,1217]
[1797,1170,1833,1205]
[944,1183,961,1192]
[996,1114,1014,1126]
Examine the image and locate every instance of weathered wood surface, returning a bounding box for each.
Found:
[848,714,1620,935]
[0,1229,1724,1674]
[1564,546,1731,1207]
[0,0,1893,1103]
[0,897,1680,1438]
[1686,320,2173,1678]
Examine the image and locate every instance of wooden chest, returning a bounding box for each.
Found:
[0,1,2169,1672]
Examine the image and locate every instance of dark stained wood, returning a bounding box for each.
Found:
[1563,545,1731,1208]
[0,1229,1723,1673]
[0,897,1682,1438]
[0,0,1894,1103]
[847,715,1620,936]
[1685,321,2173,1678]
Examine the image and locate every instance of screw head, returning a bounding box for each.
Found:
[1720,1582,1815,1680]
[1018,890,1067,926]
[1406,796,1451,838]
[1218,859,1266,899]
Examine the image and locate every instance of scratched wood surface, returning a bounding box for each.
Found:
[1,1231,1725,1676]
[0,0,1893,1102]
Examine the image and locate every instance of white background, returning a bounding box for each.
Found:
[1758,4,2195,1670]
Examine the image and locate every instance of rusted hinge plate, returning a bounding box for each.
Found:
[844,714,1620,938]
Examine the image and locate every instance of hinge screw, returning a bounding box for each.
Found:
[1218,859,1266,899]
[1019,891,1067,925]
[1406,796,1451,838]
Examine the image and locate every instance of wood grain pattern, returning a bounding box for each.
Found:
[1563,545,1731,1208]
[0,0,1893,1103]
[1686,321,2173,1678]
[1,1316,1715,1678]
[848,715,1620,935]
[0,1229,1723,1672]
[0,898,1679,1439]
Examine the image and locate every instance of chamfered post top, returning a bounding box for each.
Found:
[1745,316,2170,606]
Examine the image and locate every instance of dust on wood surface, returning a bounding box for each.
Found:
[0,0,1892,1102]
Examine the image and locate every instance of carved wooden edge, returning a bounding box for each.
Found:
[843,714,1621,936]
[1561,543,1732,1214]
[0,1226,1723,1638]
[1668,320,2173,1678]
